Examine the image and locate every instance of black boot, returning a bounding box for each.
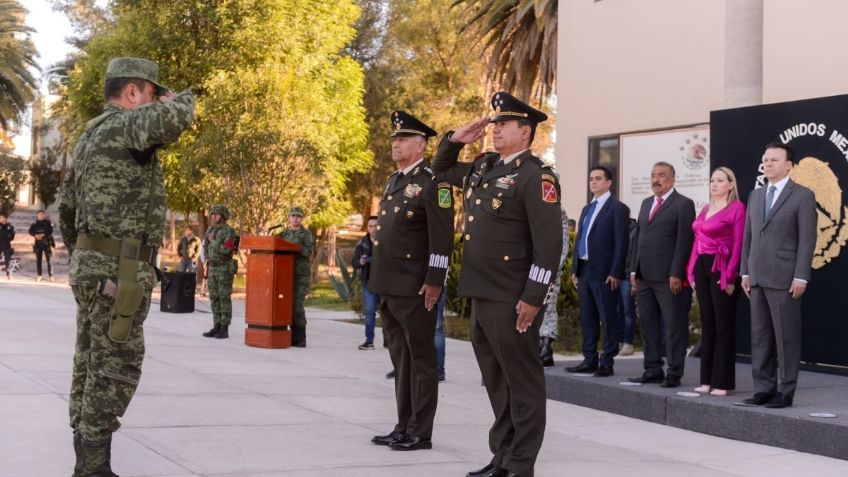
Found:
[75,435,119,477]
[214,325,229,339]
[539,336,555,368]
[202,324,220,337]
[291,326,306,348]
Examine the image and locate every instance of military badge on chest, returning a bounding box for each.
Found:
[404,183,423,199]
[495,173,518,190]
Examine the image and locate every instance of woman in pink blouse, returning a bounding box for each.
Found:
[687,167,746,396]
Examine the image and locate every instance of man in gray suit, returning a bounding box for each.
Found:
[741,142,816,409]
[628,162,696,388]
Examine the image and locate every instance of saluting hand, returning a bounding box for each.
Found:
[515,300,541,333]
[419,283,442,311]
[449,116,490,144]
[159,90,176,103]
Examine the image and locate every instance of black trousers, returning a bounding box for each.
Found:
[380,295,438,440]
[692,254,739,390]
[636,277,689,378]
[1,248,11,274]
[34,244,52,277]
[471,298,545,476]
[577,266,620,367]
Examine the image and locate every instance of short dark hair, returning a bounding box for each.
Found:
[37,209,46,214]
[653,161,676,177]
[590,166,613,181]
[517,118,537,145]
[104,77,151,100]
[184,225,194,231]
[367,215,378,222]
[764,141,795,164]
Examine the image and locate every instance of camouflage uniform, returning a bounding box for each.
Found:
[58,57,194,476]
[203,205,238,336]
[277,206,313,346]
[539,204,569,367]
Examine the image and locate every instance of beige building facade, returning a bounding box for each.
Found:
[555,0,848,216]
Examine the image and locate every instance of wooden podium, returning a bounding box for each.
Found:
[240,235,302,348]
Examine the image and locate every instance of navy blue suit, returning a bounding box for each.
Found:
[573,196,630,367]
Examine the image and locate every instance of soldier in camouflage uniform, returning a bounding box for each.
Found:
[58,57,195,477]
[202,204,239,339]
[539,204,569,367]
[277,206,314,347]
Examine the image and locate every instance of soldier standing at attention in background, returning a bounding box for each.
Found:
[29,209,56,282]
[369,110,454,452]
[58,57,195,477]
[433,92,561,477]
[277,206,314,347]
[202,204,238,339]
[0,214,15,280]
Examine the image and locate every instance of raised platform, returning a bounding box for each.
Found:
[546,356,848,460]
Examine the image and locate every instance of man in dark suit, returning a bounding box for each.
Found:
[740,142,816,409]
[434,92,562,477]
[567,166,629,377]
[368,111,454,450]
[628,162,695,388]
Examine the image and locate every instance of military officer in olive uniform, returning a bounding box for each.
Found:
[202,204,239,339]
[433,93,561,477]
[58,57,195,477]
[277,206,314,347]
[369,110,454,451]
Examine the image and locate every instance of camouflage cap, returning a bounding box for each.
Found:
[105,57,169,95]
[210,204,231,220]
[289,206,305,217]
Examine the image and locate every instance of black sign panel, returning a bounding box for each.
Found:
[711,94,848,369]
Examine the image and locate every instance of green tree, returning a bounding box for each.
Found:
[60,0,372,235]
[29,144,63,207]
[0,0,38,131]
[0,153,26,216]
[453,0,557,102]
[348,0,491,226]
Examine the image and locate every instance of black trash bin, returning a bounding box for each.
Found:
[161,271,196,313]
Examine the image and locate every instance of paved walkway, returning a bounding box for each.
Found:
[2,279,847,476]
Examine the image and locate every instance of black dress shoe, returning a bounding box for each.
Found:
[371,431,405,446]
[466,464,507,477]
[593,365,614,377]
[388,435,432,451]
[565,362,598,373]
[742,392,775,406]
[764,393,793,408]
[660,376,681,388]
[386,369,396,379]
[628,373,665,384]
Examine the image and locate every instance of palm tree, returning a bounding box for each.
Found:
[0,0,39,131]
[453,0,557,103]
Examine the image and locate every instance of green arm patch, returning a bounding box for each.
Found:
[438,187,452,208]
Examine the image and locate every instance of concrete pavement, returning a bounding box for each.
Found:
[1,279,847,476]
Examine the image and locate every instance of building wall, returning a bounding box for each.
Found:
[762,0,848,103]
[555,0,726,217]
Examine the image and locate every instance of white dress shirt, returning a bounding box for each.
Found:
[580,191,611,260]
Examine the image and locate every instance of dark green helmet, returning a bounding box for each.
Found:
[210,204,231,220]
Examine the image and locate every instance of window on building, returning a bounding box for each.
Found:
[588,136,620,200]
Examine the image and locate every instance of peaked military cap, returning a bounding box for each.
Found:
[105,57,169,95]
[210,204,231,220]
[289,206,305,217]
[490,91,548,124]
[390,110,437,138]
